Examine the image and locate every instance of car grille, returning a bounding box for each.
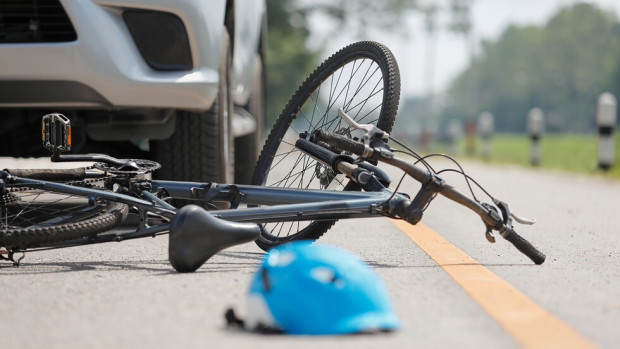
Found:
[0,0,77,43]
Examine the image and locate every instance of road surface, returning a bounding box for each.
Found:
[1,157,618,349]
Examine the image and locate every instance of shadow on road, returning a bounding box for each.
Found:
[0,251,266,275]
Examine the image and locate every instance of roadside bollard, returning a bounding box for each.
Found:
[420,120,438,152]
[478,112,494,159]
[596,92,616,170]
[527,108,544,166]
[447,119,463,154]
[465,121,476,155]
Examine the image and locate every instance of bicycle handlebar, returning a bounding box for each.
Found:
[312,130,367,156]
[312,129,546,265]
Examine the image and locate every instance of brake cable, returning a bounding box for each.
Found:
[387,143,497,204]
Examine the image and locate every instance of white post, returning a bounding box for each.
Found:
[596,92,616,170]
[465,121,477,155]
[527,108,544,166]
[478,112,494,159]
[447,119,463,154]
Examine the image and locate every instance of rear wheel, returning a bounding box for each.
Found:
[153,27,234,187]
[251,41,400,251]
[0,186,128,249]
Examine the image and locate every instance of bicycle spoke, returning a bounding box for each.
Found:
[263,147,301,179]
[1,188,105,229]
[309,61,363,133]
[269,155,316,188]
[314,61,383,133]
[347,82,384,121]
[6,192,76,227]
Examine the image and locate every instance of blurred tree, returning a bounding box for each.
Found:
[447,0,476,122]
[265,0,419,128]
[441,3,620,133]
[265,0,321,127]
[305,0,418,37]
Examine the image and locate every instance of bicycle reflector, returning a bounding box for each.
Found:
[42,113,71,154]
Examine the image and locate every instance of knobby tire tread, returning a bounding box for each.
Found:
[0,201,128,249]
[153,27,232,187]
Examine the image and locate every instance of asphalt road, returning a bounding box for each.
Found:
[1,157,618,349]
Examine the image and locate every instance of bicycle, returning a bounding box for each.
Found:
[0,42,545,272]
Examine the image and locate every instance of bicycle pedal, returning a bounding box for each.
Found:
[42,113,71,154]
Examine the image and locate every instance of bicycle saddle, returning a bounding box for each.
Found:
[168,205,261,272]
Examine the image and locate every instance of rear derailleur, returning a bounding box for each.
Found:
[0,247,24,267]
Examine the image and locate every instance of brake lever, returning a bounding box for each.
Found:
[481,203,499,243]
[493,199,536,226]
[510,212,536,225]
[338,108,389,147]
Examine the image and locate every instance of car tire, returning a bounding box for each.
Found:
[152,27,234,185]
[234,53,265,184]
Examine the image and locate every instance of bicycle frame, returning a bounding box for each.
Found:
[155,181,396,222]
[8,176,405,250]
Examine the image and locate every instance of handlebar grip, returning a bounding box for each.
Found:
[503,229,546,264]
[313,130,366,156]
[295,138,340,168]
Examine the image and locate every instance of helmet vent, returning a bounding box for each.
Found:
[261,268,271,291]
[311,266,344,288]
[267,250,296,267]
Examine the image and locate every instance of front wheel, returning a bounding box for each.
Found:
[251,41,401,251]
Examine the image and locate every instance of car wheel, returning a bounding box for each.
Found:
[153,27,234,185]
[234,52,265,184]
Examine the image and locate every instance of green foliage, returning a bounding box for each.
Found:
[265,0,321,128]
[264,0,419,129]
[461,133,620,178]
[305,0,418,36]
[442,3,620,133]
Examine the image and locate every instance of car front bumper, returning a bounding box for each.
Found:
[0,0,227,111]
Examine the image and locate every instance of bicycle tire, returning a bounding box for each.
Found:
[0,186,128,249]
[251,41,400,251]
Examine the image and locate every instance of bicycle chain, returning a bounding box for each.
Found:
[2,166,116,194]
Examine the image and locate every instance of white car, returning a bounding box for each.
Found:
[0,0,266,184]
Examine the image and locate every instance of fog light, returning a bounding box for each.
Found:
[123,10,193,71]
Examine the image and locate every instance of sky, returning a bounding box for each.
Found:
[308,0,620,98]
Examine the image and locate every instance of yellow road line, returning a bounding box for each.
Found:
[391,219,598,349]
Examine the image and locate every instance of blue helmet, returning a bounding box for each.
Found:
[240,241,400,335]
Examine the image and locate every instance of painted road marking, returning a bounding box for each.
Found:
[391,220,598,349]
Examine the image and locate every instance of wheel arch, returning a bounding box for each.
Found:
[225,0,235,57]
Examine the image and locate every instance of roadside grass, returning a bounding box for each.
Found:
[456,133,620,179]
